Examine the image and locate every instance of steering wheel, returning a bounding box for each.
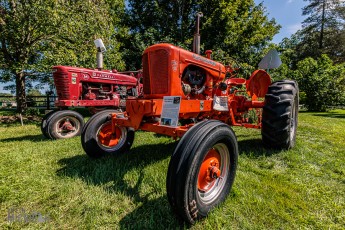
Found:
[225,57,243,78]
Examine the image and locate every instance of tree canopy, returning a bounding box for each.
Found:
[274,0,345,111]
[281,0,345,65]
[0,0,125,112]
[121,0,280,69]
[1,0,343,113]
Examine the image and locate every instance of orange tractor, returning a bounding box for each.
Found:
[81,14,299,224]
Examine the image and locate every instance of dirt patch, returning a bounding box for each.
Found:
[0,115,41,124]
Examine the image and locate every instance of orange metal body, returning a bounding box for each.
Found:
[198,149,221,192]
[111,43,272,138]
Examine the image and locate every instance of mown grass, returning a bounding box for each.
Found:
[0,110,344,229]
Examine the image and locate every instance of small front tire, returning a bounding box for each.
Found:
[81,111,134,158]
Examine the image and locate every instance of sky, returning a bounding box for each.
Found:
[0,0,308,94]
[255,0,308,43]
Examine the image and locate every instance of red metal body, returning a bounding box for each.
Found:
[52,65,142,108]
[110,43,271,137]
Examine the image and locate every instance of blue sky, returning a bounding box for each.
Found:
[0,0,308,94]
[255,0,308,43]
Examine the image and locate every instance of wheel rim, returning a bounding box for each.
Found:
[55,116,80,138]
[96,121,127,151]
[197,143,230,205]
[290,99,297,141]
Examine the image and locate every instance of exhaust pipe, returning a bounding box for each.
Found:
[94,39,106,70]
[96,51,103,70]
[193,12,203,55]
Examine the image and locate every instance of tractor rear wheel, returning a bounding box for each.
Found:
[46,110,84,139]
[166,120,238,224]
[81,111,134,158]
[41,110,56,138]
[262,80,299,149]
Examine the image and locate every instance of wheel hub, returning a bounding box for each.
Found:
[98,123,121,147]
[60,120,75,132]
[198,149,221,192]
[56,117,79,136]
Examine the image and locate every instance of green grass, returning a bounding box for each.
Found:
[0,110,344,229]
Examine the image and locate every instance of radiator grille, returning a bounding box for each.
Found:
[150,49,169,94]
[142,48,169,95]
[142,53,151,94]
[53,73,70,100]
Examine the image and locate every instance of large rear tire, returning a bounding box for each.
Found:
[81,111,134,158]
[262,80,299,149]
[46,110,84,139]
[166,120,238,224]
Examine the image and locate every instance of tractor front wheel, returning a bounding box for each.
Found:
[46,110,84,139]
[81,111,134,158]
[262,80,299,149]
[166,120,238,224]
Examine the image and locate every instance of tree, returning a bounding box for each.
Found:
[302,0,341,49]
[294,55,345,111]
[0,0,125,113]
[121,0,280,69]
[294,0,345,63]
[275,1,345,111]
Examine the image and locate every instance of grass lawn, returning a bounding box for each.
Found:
[0,110,344,229]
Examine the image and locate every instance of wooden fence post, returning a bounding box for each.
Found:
[46,94,50,110]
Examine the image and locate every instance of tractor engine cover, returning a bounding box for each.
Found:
[52,66,139,107]
[142,43,226,99]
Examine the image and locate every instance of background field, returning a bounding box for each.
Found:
[0,110,344,229]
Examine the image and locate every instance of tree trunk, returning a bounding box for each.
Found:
[319,0,326,49]
[15,72,26,113]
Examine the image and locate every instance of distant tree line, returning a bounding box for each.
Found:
[0,0,344,112]
[273,0,345,111]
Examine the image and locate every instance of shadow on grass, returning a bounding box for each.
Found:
[237,138,281,158]
[56,141,182,228]
[119,196,184,229]
[311,113,345,119]
[0,134,47,142]
[298,110,345,119]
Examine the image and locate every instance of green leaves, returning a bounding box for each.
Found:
[0,0,126,112]
[0,0,126,77]
[291,0,345,63]
[122,0,280,69]
[294,55,345,111]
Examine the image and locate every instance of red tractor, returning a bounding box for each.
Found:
[41,39,142,139]
[81,15,299,224]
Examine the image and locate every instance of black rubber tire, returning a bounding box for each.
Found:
[166,120,238,224]
[262,80,299,149]
[81,111,134,158]
[41,110,57,138]
[81,109,119,136]
[46,110,84,140]
[81,109,120,153]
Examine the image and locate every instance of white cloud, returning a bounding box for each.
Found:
[287,23,302,33]
[287,0,294,3]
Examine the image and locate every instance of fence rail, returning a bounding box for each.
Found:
[0,95,58,110]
